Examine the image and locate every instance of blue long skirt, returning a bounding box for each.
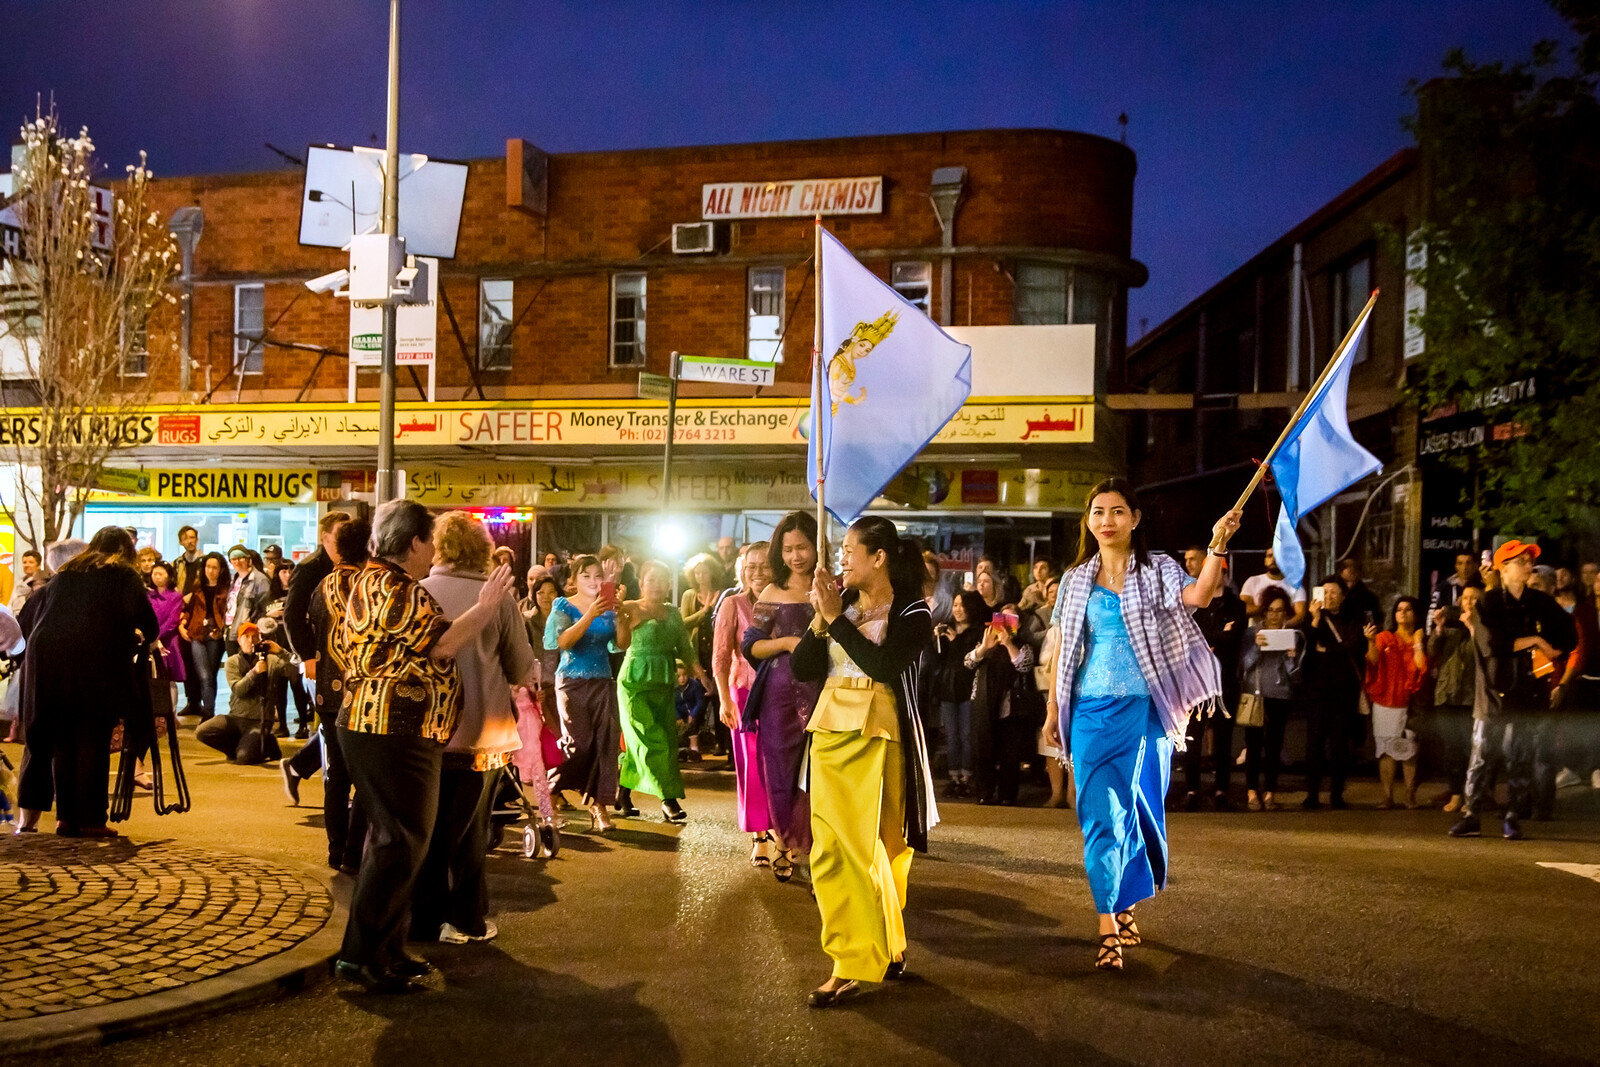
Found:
[1070,695,1172,914]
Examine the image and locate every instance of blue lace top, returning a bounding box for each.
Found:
[544,596,617,680]
[1074,585,1150,699]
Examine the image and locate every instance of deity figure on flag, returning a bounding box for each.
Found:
[827,309,898,413]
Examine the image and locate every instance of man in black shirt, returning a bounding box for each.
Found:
[1449,540,1576,840]
[1181,547,1247,810]
[1338,557,1381,628]
[1301,575,1368,809]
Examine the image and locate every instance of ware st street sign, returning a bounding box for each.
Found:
[676,356,775,387]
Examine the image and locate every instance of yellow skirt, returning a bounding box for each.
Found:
[808,726,910,982]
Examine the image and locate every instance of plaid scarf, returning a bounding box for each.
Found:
[1052,552,1224,750]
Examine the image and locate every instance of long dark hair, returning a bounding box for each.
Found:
[1070,477,1151,570]
[768,510,818,588]
[847,516,925,602]
[195,552,230,603]
[954,589,993,629]
[1389,595,1423,632]
[59,525,137,574]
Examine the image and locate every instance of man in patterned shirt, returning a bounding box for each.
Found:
[334,499,514,994]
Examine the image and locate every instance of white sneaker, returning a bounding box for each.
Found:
[438,920,497,943]
[1556,768,1582,789]
[1591,769,1600,790]
[436,923,471,944]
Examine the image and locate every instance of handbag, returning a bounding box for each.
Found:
[1236,691,1266,729]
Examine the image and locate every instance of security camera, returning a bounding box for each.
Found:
[305,268,349,295]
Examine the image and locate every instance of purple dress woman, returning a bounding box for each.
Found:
[743,600,821,853]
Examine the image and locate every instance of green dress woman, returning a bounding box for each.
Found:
[618,561,709,822]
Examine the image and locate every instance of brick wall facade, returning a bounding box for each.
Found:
[142,128,1141,402]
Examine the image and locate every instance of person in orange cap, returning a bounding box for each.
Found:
[1449,540,1575,840]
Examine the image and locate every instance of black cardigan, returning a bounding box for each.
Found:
[793,589,936,852]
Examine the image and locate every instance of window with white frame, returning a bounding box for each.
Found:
[747,267,784,362]
[234,283,264,374]
[891,261,932,315]
[1331,253,1373,365]
[478,278,514,370]
[121,311,148,377]
[1013,263,1068,324]
[611,272,646,367]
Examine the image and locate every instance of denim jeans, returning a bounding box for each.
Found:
[187,638,223,719]
[940,699,972,776]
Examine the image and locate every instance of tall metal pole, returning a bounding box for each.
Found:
[813,217,827,558]
[662,352,681,601]
[376,0,402,503]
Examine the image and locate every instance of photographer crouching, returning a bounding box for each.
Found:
[195,621,292,764]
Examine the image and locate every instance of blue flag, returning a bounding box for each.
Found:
[1269,303,1381,589]
[808,228,972,525]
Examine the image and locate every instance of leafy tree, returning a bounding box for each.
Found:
[0,108,175,547]
[1402,1,1600,535]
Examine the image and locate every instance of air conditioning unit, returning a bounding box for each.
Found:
[672,221,723,255]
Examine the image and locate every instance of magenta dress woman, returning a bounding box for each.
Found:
[742,513,822,881]
[714,541,773,865]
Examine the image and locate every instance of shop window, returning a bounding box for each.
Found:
[1013,263,1068,325]
[479,278,514,370]
[747,267,784,362]
[611,272,646,368]
[1331,252,1373,365]
[233,283,264,375]
[892,261,932,315]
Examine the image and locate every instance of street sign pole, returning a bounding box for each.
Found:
[375,0,402,504]
[661,350,681,512]
[662,352,682,600]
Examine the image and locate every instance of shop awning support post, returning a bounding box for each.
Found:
[375,0,402,504]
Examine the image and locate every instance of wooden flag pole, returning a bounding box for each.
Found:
[1210,288,1380,549]
[813,216,827,560]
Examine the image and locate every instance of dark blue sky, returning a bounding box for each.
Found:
[1,0,1573,333]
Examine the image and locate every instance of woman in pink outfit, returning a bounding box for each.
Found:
[714,541,772,866]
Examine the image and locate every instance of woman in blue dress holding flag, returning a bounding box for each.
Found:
[1043,478,1239,972]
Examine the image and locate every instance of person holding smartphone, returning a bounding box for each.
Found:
[1301,575,1368,810]
[1238,589,1302,811]
[966,602,1035,806]
[546,554,632,833]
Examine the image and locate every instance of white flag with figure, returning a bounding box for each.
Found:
[807,228,971,524]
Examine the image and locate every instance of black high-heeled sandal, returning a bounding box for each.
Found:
[772,848,794,883]
[750,832,772,868]
[1115,910,1141,946]
[806,980,859,1009]
[1094,933,1124,972]
[884,955,908,981]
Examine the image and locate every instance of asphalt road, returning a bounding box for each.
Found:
[9,733,1600,1067]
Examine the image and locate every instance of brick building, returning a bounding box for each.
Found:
[1119,150,1425,601]
[7,128,1146,570]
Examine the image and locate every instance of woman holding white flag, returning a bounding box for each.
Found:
[791,516,936,1008]
[1043,478,1240,972]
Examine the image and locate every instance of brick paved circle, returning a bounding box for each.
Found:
[0,836,334,1022]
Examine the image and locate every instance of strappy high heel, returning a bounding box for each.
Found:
[750,832,772,868]
[588,805,614,833]
[1095,933,1124,971]
[1115,909,1141,946]
[772,848,794,883]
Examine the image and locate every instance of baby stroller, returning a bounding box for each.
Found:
[486,762,560,860]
